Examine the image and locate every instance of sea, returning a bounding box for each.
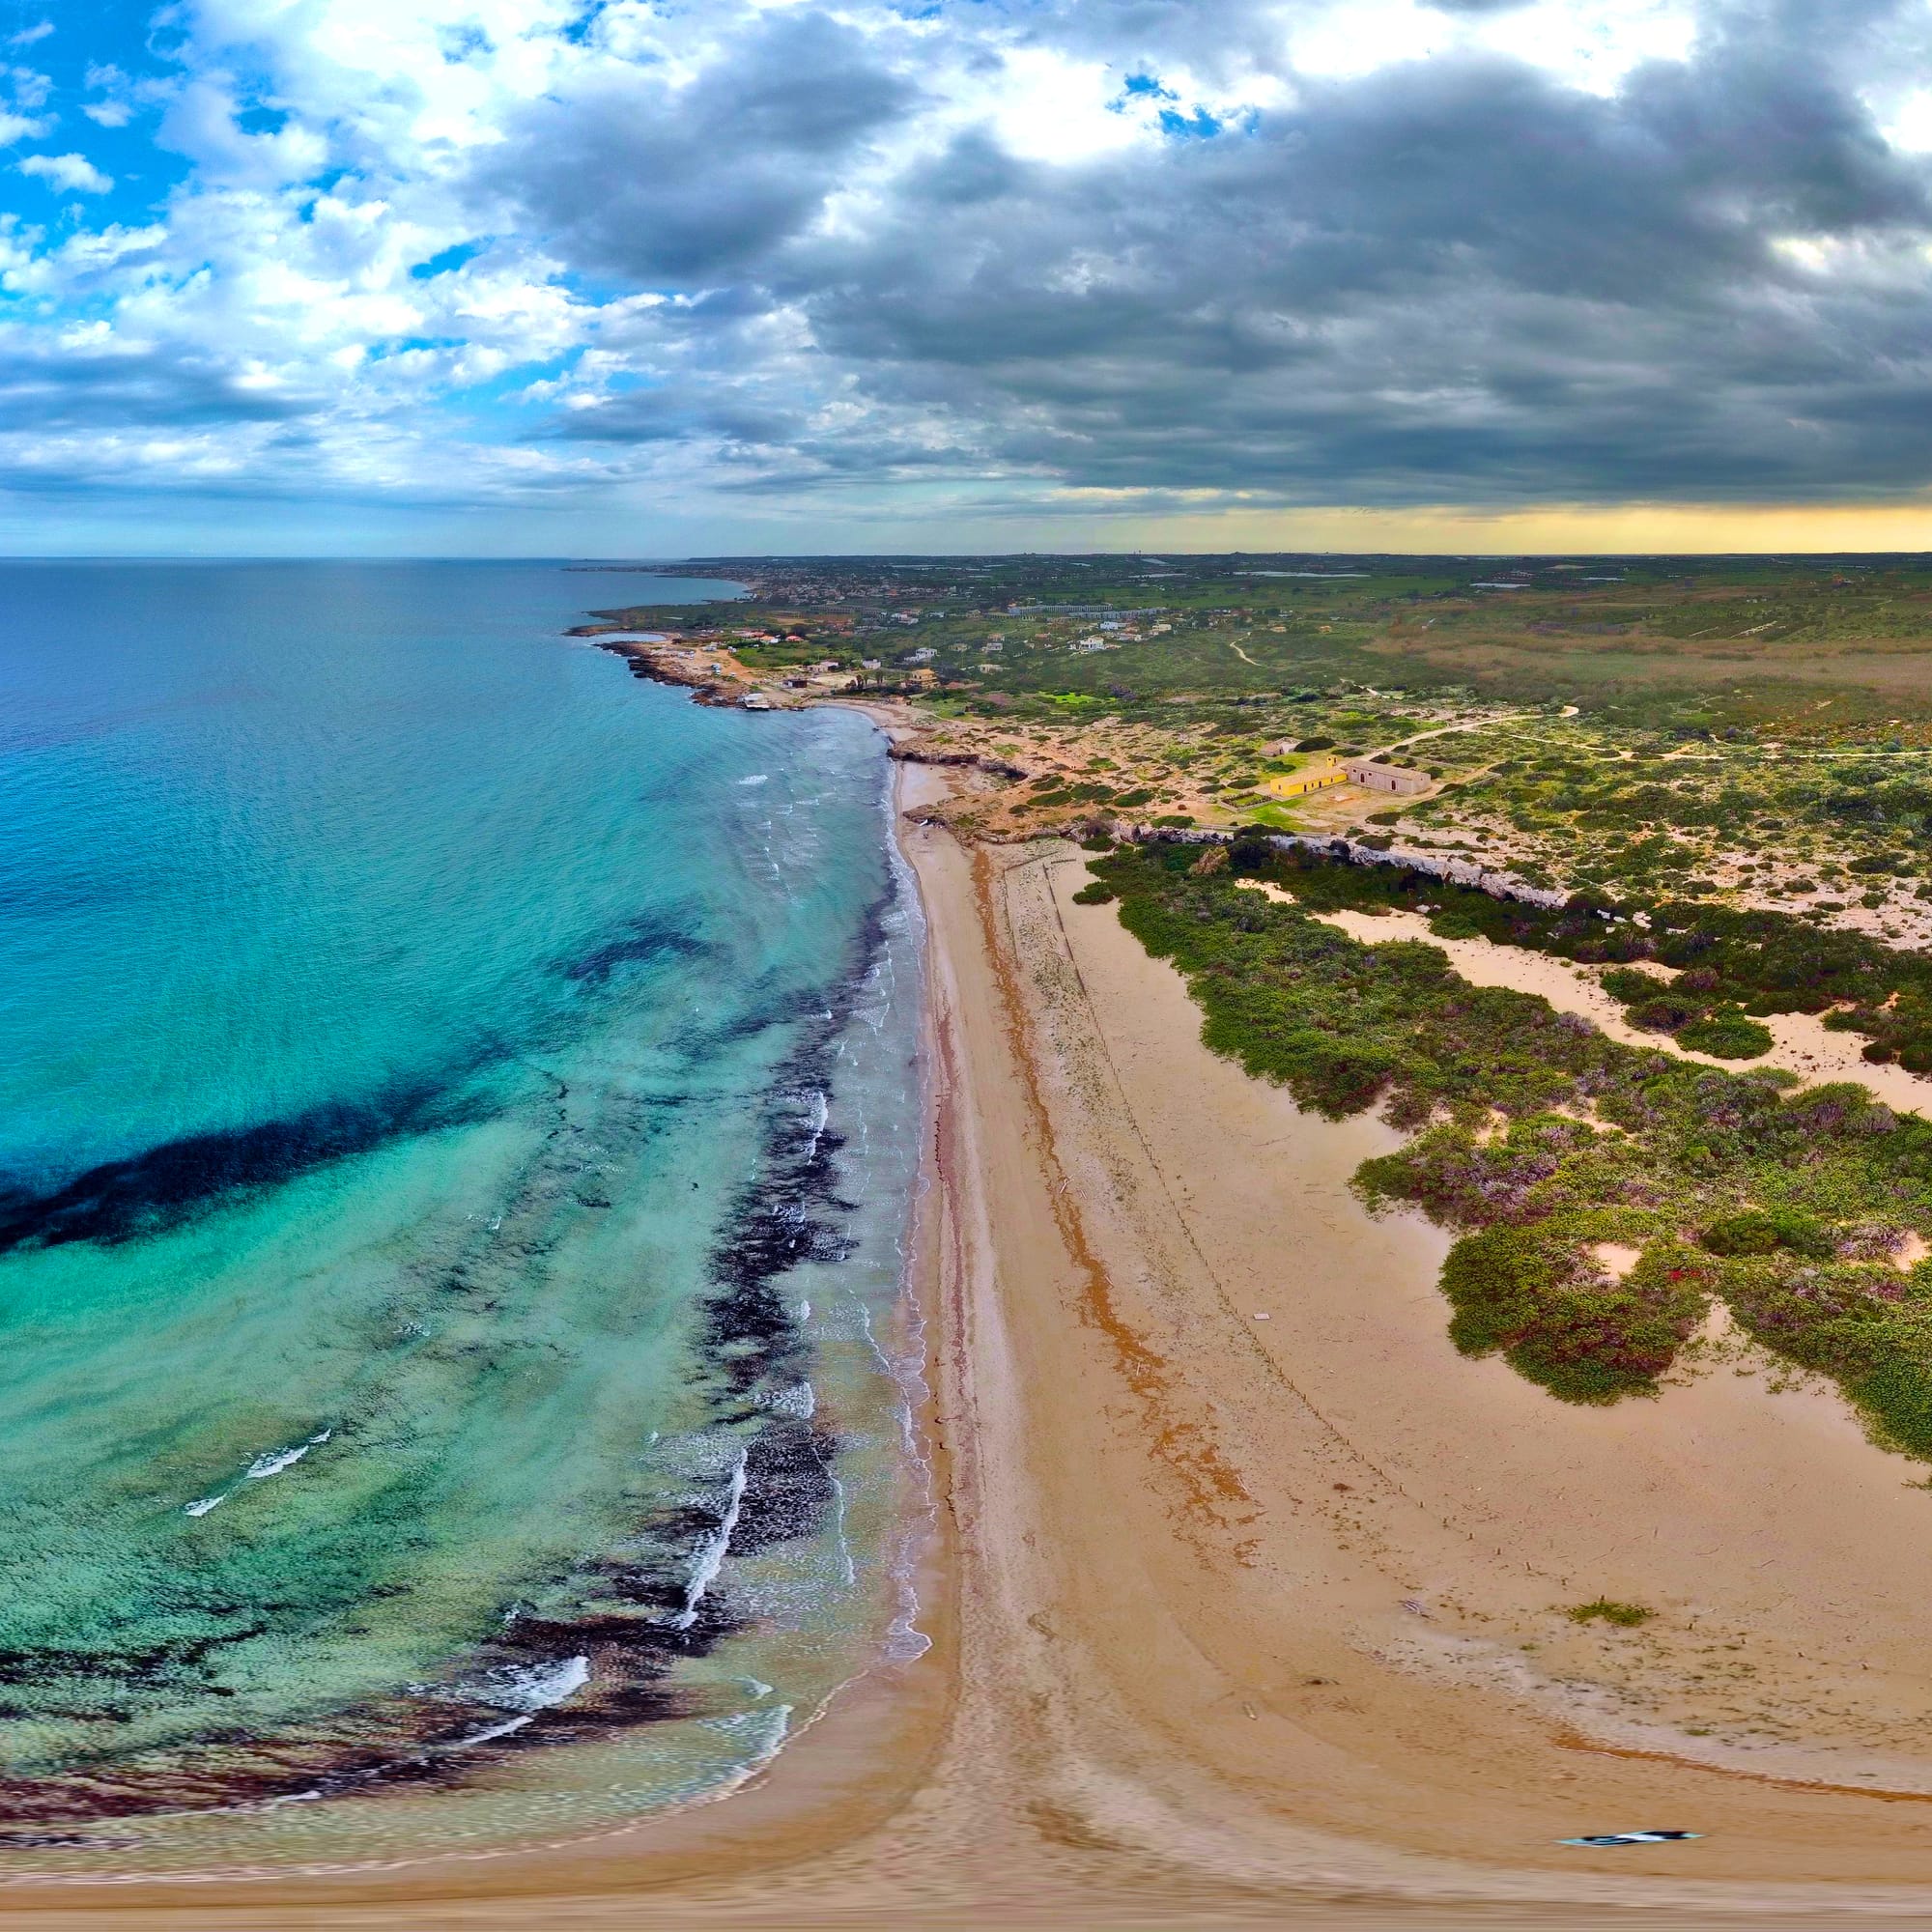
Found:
[0,561,928,1874]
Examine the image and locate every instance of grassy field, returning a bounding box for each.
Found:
[594,552,1932,727]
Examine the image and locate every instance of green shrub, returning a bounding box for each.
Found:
[1085,841,1932,1442]
[1602,967,1665,1004]
[1568,1599,1654,1627]
[1294,735,1336,752]
[1071,882,1116,905]
[1701,1208,1833,1259]
[1851,1355,1932,1461]
[1440,1227,1552,1356]
[1677,1010,1774,1059]
[1629,993,1704,1033]
[1437,1230,1701,1404]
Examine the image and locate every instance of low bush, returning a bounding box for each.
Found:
[1087,841,1932,1444]
[1629,993,1704,1033]
[1569,1599,1654,1627]
[1676,1010,1774,1059]
[1437,1229,1704,1403]
[1701,1208,1834,1259]
[1602,967,1665,1004]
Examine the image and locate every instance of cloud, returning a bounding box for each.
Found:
[18,153,113,194]
[6,0,1932,537]
[710,17,1932,501]
[477,10,912,288]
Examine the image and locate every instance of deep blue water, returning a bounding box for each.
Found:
[0,562,925,1867]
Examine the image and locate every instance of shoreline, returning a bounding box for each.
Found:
[20,724,1932,1921]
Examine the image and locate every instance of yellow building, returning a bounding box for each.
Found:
[1264,765,1347,800]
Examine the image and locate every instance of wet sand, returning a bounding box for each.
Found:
[19,766,1932,1925]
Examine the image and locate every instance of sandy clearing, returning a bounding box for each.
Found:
[1237,883,1932,1111]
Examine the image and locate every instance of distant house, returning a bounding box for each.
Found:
[1343,758,1430,796]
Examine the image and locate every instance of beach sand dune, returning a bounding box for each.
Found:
[19,784,1932,1927]
[1283,893,1932,1109]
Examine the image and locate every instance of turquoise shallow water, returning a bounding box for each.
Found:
[0,563,926,1870]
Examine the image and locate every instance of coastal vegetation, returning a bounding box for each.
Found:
[591,552,1932,1459]
[592,553,1932,948]
[1084,838,1932,1459]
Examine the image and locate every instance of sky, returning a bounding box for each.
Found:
[5,0,1932,554]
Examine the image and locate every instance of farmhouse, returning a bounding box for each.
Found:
[1343,758,1431,797]
[1265,767,1347,800]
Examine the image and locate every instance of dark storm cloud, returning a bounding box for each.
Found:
[501,0,1932,504]
[481,10,911,287]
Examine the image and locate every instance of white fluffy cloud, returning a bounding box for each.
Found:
[19,151,111,191]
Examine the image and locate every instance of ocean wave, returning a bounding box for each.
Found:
[671,1448,749,1632]
[469,1655,592,1714]
[244,1429,331,1481]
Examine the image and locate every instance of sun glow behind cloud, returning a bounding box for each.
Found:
[0,0,1923,552]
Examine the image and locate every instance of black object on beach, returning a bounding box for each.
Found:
[1559,1831,1702,1846]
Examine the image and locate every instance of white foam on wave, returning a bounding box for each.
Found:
[801,1086,830,1164]
[450,1713,534,1748]
[475,1654,591,1713]
[671,1446,749,1631]
[826,1466,858,1591]
[244,1429,331,1481]
[737,773,769,785]
[185,1427,332,1512]
[763,1378,816,1421]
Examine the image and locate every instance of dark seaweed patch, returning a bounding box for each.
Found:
[0,1085,483,1257]
[562,914,704,986]
[0,873,906,1831]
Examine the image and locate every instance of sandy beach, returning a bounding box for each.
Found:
[19,745,1932,1927]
